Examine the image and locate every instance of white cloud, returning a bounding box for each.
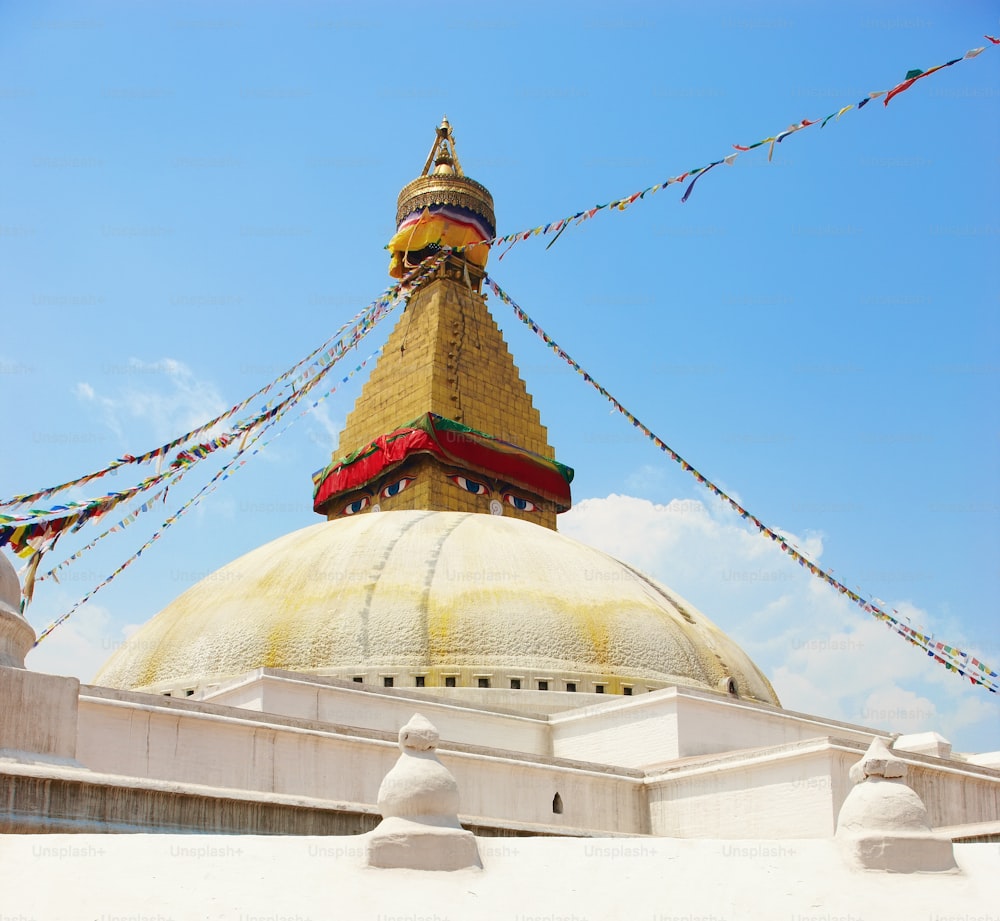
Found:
[306,401,343,453]
[561,493,999,754]
[75,357,227,445]
[856,686,939,736]
[624,463,671,496]
[24,601,119,684]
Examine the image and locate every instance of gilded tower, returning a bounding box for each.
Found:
[313,119,573,530]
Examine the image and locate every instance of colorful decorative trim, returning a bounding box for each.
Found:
[388,204,493,278]
[312,412,574,513]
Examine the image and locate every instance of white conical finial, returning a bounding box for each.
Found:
[836,737,957,872]
[365,714,482,870]
[0,552,36,668]
[419,116,465,178]
[847,736,906,784]
[377,714,460,821]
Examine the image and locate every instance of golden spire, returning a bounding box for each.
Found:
[314,120,572,529]
[420,116,464,177]
[393,119,495,236]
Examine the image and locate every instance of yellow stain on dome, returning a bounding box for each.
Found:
[581,609,612,671]
[135,653,162,691]
[93,512,779,706]
[264,617,294,668]
[426,605,453,663]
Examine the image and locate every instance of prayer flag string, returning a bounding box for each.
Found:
[395,38,993,263]
[17,252,449,620]
[32,344,386,646]
[0,262,437,513]
[484,273,998,694]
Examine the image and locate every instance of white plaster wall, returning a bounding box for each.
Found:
[551,686,887,767]
[645,741,1000,838]
[550,692,681,768]
[199,678,264,710]
[76,696,395,801]
[440,751,647,835]
[74,691,644,833]
[407,686,611,714]
[646,745,850,838]
[0,667,79,761]
[18,681,999,840]
[674,693,882,758]
[907,760,1000,829]
[204,672,551,756]
[202,674,902,776]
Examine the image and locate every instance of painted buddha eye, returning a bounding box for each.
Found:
[449,475,490,496]
[503,493,537,512]
[343,496,370,515]
[381,476,415,499]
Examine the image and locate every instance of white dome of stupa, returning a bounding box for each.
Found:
[95,510,778,704]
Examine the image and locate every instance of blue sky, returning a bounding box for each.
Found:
[2,1,998,751]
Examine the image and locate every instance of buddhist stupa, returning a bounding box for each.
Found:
[95,119,779,707]
[6,123,996,907]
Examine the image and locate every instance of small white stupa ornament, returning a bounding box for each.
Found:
[835,737,957,872]
[364,713,482,870]
[0,552,35,669]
